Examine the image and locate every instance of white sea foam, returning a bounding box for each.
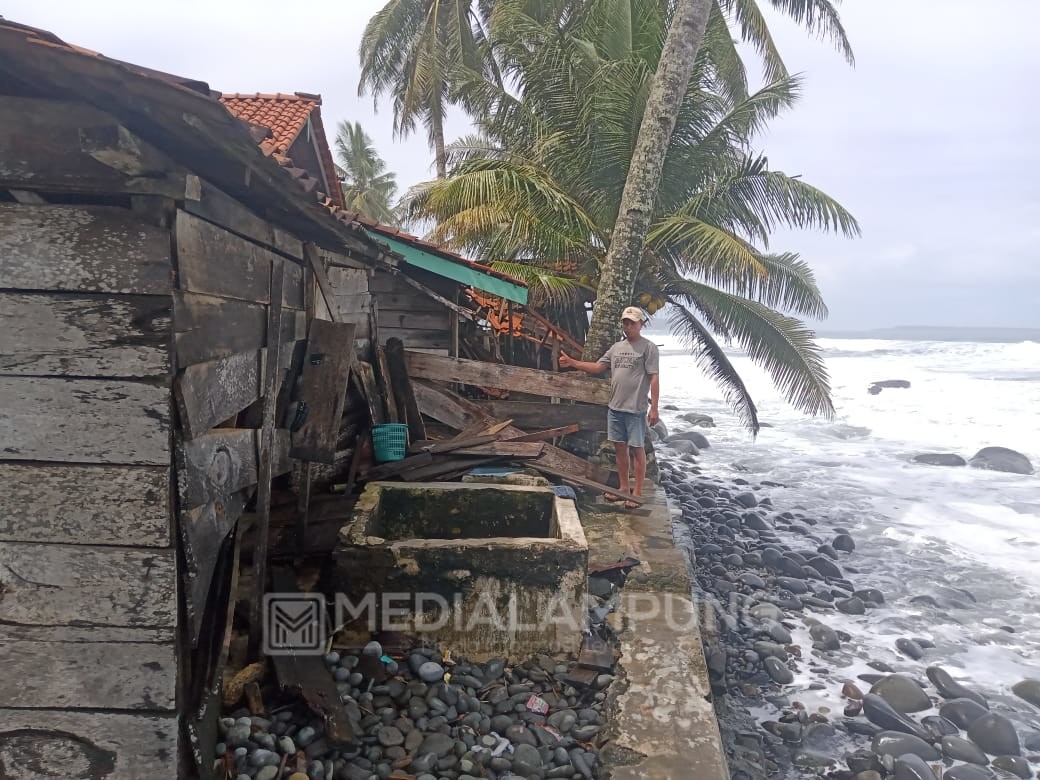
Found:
[659,337,1040,712]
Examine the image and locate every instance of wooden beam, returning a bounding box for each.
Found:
[0,377,169,465]
[447,441,545,458]
[399,456,500,482]
[0,203,173,294]
[506,424,580,442]
[365,452,434,481]
[529,464,644,505]
[0,464,169,547]
[8,189,46,204]
[249,262,285,656]
[409,434,498,454]
[175,210,305,308]
[290,321,357,463]
[0,542,177,627]
[404,350,611,405]
[472,400,606,431]
[411,379,612,484]
[394,270,475,320]
[385,337,426,444]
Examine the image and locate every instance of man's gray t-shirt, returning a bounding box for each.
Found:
[598,336,660,413]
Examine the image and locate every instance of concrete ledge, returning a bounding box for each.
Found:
[583,483,729,780]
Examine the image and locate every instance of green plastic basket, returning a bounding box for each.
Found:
[372,423,409,463]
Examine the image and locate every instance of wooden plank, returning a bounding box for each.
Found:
[174,349,262,439]
[412,379,612,484]
[0,377,170,465]
[409,434,498,454]
[381,327,453,350]
[290,321,357,463]
[354,361,385,426]
[175,210,305,308]
[328,266,370,297]
[183,177,305,260]
[0,203,173,294]
[8,189,47,204]
[0,625,175,644]
[472,400,606,431]
[365,452,434,481]
[529,464,645,505]
[394,270,476,320]
[378,310,451,331]
[173,291,306,366]
[506,423,580,442]
[399,456,500,482]
[0,542,177,627]
[0,709,178,778]
[385,337,427,444]
[375,346,400,424]
[0,640,176,710]
[0,96,186,197]
[181,490,248,645]
[368,293,444,312]
[176,429,258,509]
[447,441,545,457]
[405,350,611,405]
[0,464,169,546]
[0,292,171,378]
[249,262,285,656]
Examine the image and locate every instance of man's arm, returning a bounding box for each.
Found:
[559,351,610,375]
[647,373,660,426]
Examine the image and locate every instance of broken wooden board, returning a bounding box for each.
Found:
[0,463,169,547]
[175,349,263,440]
[506,424,580,442]
[365,452,434,481]
[404,350,611,405]
[408,434,498,455]
[0,202,173,294]
[290,321,357,463]
[447,441,545,458]
[374,345,400,424]
[411,380,612,485]
[175,428,294,509]
[528,464,644,505]
[270,569,355,747]
[0,292,171,378]
[353,360,385,426]
[471,400,606,431]
[181,490,248,644]
[384,336,424,445]
[399,457,501,482]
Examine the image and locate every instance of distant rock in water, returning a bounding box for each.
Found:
[667,430,710,449]
[868,379,911,395]
[969,446,1034,475]
[912,453,967,467]
[678,412,715,427]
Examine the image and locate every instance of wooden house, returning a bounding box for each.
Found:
[0,19,535,778]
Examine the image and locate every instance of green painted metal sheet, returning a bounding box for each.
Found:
[366,230,528,305]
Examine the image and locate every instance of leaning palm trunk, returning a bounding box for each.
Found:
[583,0,715,360]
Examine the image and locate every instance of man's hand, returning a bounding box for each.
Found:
[558,352,575,369]
[647,407,659,427]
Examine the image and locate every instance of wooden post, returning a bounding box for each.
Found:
[248,261,285,656]
[506,301,514,364]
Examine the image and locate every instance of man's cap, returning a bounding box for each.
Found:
[620,306,646,323]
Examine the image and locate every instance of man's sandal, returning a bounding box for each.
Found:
[603,492,625,503]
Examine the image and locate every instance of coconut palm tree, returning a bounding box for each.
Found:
[334,120,399,225]
[359,0,499,178]
[405,0,859,431]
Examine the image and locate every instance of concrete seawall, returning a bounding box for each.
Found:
[583,482,731,779]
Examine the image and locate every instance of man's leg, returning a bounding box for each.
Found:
[630,444,646,497]
[614,441,631,494]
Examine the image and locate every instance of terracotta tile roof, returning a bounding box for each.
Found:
[221,92,345,209]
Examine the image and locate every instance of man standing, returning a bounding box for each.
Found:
[559,306,660,507]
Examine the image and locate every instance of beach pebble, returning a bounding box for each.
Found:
[967,711,1020,756]
[870,674,932,714]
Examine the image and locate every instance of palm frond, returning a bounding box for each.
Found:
[766,0,855,65]
[667,303,760,433]
[664,276,834,418]
[487,260,584,306]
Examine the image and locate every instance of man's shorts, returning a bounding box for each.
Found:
[607,408,646,448]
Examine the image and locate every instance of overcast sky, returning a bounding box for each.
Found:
[4,0,1038,329]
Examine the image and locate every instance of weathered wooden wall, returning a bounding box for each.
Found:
[0,197,181,778]
[369,267,454,351]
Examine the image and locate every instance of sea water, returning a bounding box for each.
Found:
[657,336,1040,711]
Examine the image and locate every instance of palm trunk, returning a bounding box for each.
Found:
[582,0,714,360]
[432,106,447,179]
